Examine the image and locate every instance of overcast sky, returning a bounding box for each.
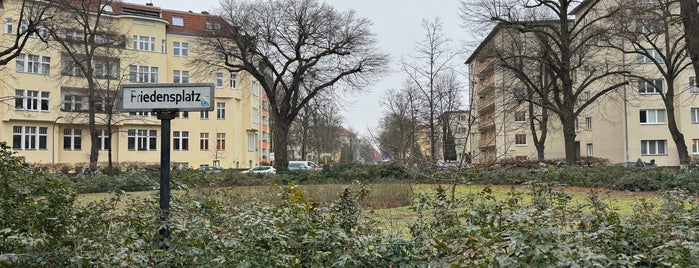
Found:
[149,0,469,135]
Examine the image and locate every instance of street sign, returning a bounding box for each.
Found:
[119,83,215,112]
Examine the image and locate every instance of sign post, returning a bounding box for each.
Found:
[120,83,214,248]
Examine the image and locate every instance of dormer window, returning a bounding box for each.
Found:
[172,17,184,27]
[101,4,113,12]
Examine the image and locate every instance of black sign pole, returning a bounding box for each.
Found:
[156,110,176,249]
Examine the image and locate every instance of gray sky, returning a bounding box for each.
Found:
[150,0,469,135]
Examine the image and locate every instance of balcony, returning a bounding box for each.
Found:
[477,94,496,111]
[476,75,494,94]
[475,58,495,75]
[478,118,495,130]
[478,137,496,148]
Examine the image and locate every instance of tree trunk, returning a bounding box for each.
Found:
[88,86,99,170]
[273,119,291,171]
[664,94,690,166]
[561,113,577,164]
[679,0,699,80]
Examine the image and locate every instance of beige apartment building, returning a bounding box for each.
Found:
[467,1,699,167]
[0,1,270,169]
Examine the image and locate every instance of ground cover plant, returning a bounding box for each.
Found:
[4,144,699,266]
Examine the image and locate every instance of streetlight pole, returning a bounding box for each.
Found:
[52,116,64,172]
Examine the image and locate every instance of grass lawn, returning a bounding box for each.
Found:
[76,183,662,238]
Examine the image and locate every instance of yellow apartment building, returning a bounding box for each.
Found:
[0,0,270,169]
[466,0,699,167]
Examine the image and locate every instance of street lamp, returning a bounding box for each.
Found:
[52,116,64,172]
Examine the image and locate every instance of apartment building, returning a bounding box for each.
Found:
[0,0,270,169]
[466,0,699,167]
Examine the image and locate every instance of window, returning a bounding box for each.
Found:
[575,118,580,131]
[130,112,156,116]
[641,140,667,155]
[640,109,666,124]
[692,108,699,123]
[133,35,155,51]
[15,89,49,112]
[200,133,209,150]
[12,126,47,150]
[4,18,12,34]
[515,134,526,145]
[65,29,84,41]
[129,65,158,83]
[637,49,662,63]
[200,111,209,120]
[217,102,226,119]
[172,17,184,27]
[215,73,223,88]
[128,129,157,151]
[162,39,166,53]
[206,21,221,30]
[693,139,699,154]
[173,131,189,151]
[177,111,189,119]
[252,107,259,123]
[458,114,467,121]
[19,19,47,38]
[230,73,237,88]
[690,77,699,93]
[247,132,256,152]
[173,70,189,83]
[511,41,525,54]
[16,53,50,75]
[585,117,592,130]
[586,143,593,156]
[514,111,526,122]
[98,129,111,150]
[252,81,259,96]
[638,79,663,94]
[63,128,82,150]
[63,95,84,111]
[636,19,661,34]
[173,42,189,56]
[216,133,226,150]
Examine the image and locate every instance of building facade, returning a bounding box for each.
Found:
[0,0,270,169]
[466,0,699,167]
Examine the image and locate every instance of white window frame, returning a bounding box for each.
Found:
[63,128,82,151]
[128,129,157,151]
[690,77,699,93]
[514,111,526,122]
[692,108,699,123]
[12,126,47,150]
[129,65,158,83]
[217,102,226,119]
[215,72,223,88]
[98,129,110,150]
[247,132,256,152]
[172,17,184,27]
[216,133,225,151]
[252,107,259,124]
[200,133,209,151]
[692,139,699,154]
[173,131,189,151]
[515,134,526,145]
[252,81,259,96]
[638,79,663,94]
[132,35,155,51]
[173,70,189,83]
[586,143,593,156]
[15,89,49,112]
[230,73,237,88]
[641,140,667,155]
[173,42,189,56]
[637,49,662,63]
[200,111,209,120]
[640,109,666,124]
[16,53,50,75]
[585,117,592,130]
[4,18,12,34]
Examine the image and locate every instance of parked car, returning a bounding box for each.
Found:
[288,162,311,172]
[241,165,276,174]
[289,161,317,171]
[198,166,222,173]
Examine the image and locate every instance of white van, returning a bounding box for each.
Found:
[288,161,316,171]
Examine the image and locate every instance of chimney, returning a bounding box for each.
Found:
[146,2,153,6]
[201,11,209,15]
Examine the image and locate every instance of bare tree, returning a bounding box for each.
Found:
[402,18,463,162]
[678,0,699,80]
[42,0,126,170]
[376,87,422,164]
[605,0,692,165]
[205,0,388,170]
[461,0,629,164]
